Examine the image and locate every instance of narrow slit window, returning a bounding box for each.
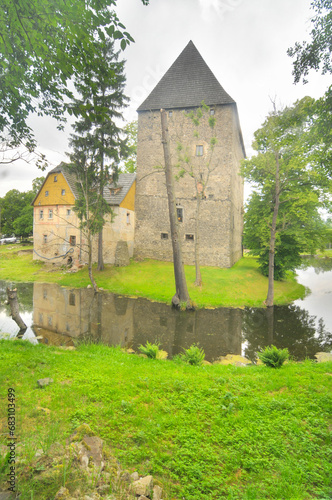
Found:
[161,233,168,240]
[67,209,71,216]
[126,212,130,224]
[43,234,47,244]
[196,145,204,156]
[177,208,183,223]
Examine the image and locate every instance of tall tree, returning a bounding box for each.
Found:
[287,0,332,84]
[69,38,128,271]
[0,0,148,161]
[175,102,218,286]
[122,121,137,173]
[161,110,192,309]
[241,97,326,307]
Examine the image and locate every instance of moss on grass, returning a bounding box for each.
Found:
[0,340,331,499]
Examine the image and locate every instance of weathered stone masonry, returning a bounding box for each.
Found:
[134,41,245,268]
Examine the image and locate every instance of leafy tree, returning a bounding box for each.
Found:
[122,121,137,173]
[175,102,218,286]
[241,97,326,306]
[0,0,148,160]
[287,0,332,84]
[68,38,128,271]
[0,189,34,236]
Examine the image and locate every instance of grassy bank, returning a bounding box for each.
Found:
[0,340,331,499]
[0,245,306,307]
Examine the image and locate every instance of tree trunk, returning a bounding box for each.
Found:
[266,153,280,307]
[6,288,27,335]
[88,234,99,293]
[194,194,202,286]
[160,109,192,309]
[97,229,104,271]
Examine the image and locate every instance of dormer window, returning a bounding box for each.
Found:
[110,187,122,195]
[61,189,65,196]
[169,111,173,117]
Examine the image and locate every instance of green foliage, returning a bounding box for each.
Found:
[288,0,332,84]
[242,97,327,282]
[122,121,137,173]
[258,345,290,368]
[180,344,205,365]
[0,188,35,237]
[1,340,332,499]
[0,0,148,156]
[138,341,160,359]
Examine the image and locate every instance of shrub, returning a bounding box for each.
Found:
[138,341,160,359]
[258,345,289,368]
[180,343,205,366]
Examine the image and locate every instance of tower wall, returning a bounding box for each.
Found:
[134,104,244,268]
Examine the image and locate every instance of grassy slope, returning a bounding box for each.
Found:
[0,340,331,499]
[0,245,306,307]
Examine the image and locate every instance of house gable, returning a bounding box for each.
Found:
[33,172,75,207]
[120,180,136,211]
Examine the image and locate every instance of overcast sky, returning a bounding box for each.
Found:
[0,0,330,197]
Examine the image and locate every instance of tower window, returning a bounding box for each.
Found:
[177,207,183,222]
[196,145,204,156]
[169,111,173,117]
[210,109,215,115]
[185,234,194,241]
[161,233,168,240]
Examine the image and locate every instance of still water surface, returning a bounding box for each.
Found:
[1,257,331,362]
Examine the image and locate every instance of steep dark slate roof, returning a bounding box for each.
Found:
[103,173,136,206]
[137,41,235,112]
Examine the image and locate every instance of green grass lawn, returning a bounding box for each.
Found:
[0,340,331,499]
[0,245,306,307]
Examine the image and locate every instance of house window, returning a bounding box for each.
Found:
[161,233,168,240]
[177,207,183,223]
[48,209,53,219]
[196,145,204,156]
[186,234,194,241]
[43,235,47,244]
[45,190,49,197]
[67,209,71,216]
[69,235,76,246]
[69,293,76,306]
[61,189,65,196]
[54,175,57,182]
[210,109,215,115]
[126,212,130,224]
[39,210,44,220]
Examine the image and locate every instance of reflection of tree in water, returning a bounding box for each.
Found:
[242,305,332,361]
[299,257,332,274]
[0,280,33,313]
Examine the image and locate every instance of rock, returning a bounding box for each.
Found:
[37,377,53,387]
[87,285,92,289]
[130,471,139,481]
[315,352,332,363]
[153,485,163,500]
[131,475,153,497]
[78,435,104,470]
[156,350,168,360]
[171,294,180,307]
[213,354,251,366]
[54,487,71,499]
[114,241,130,266]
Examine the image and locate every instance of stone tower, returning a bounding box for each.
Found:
[134,41,245,268]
